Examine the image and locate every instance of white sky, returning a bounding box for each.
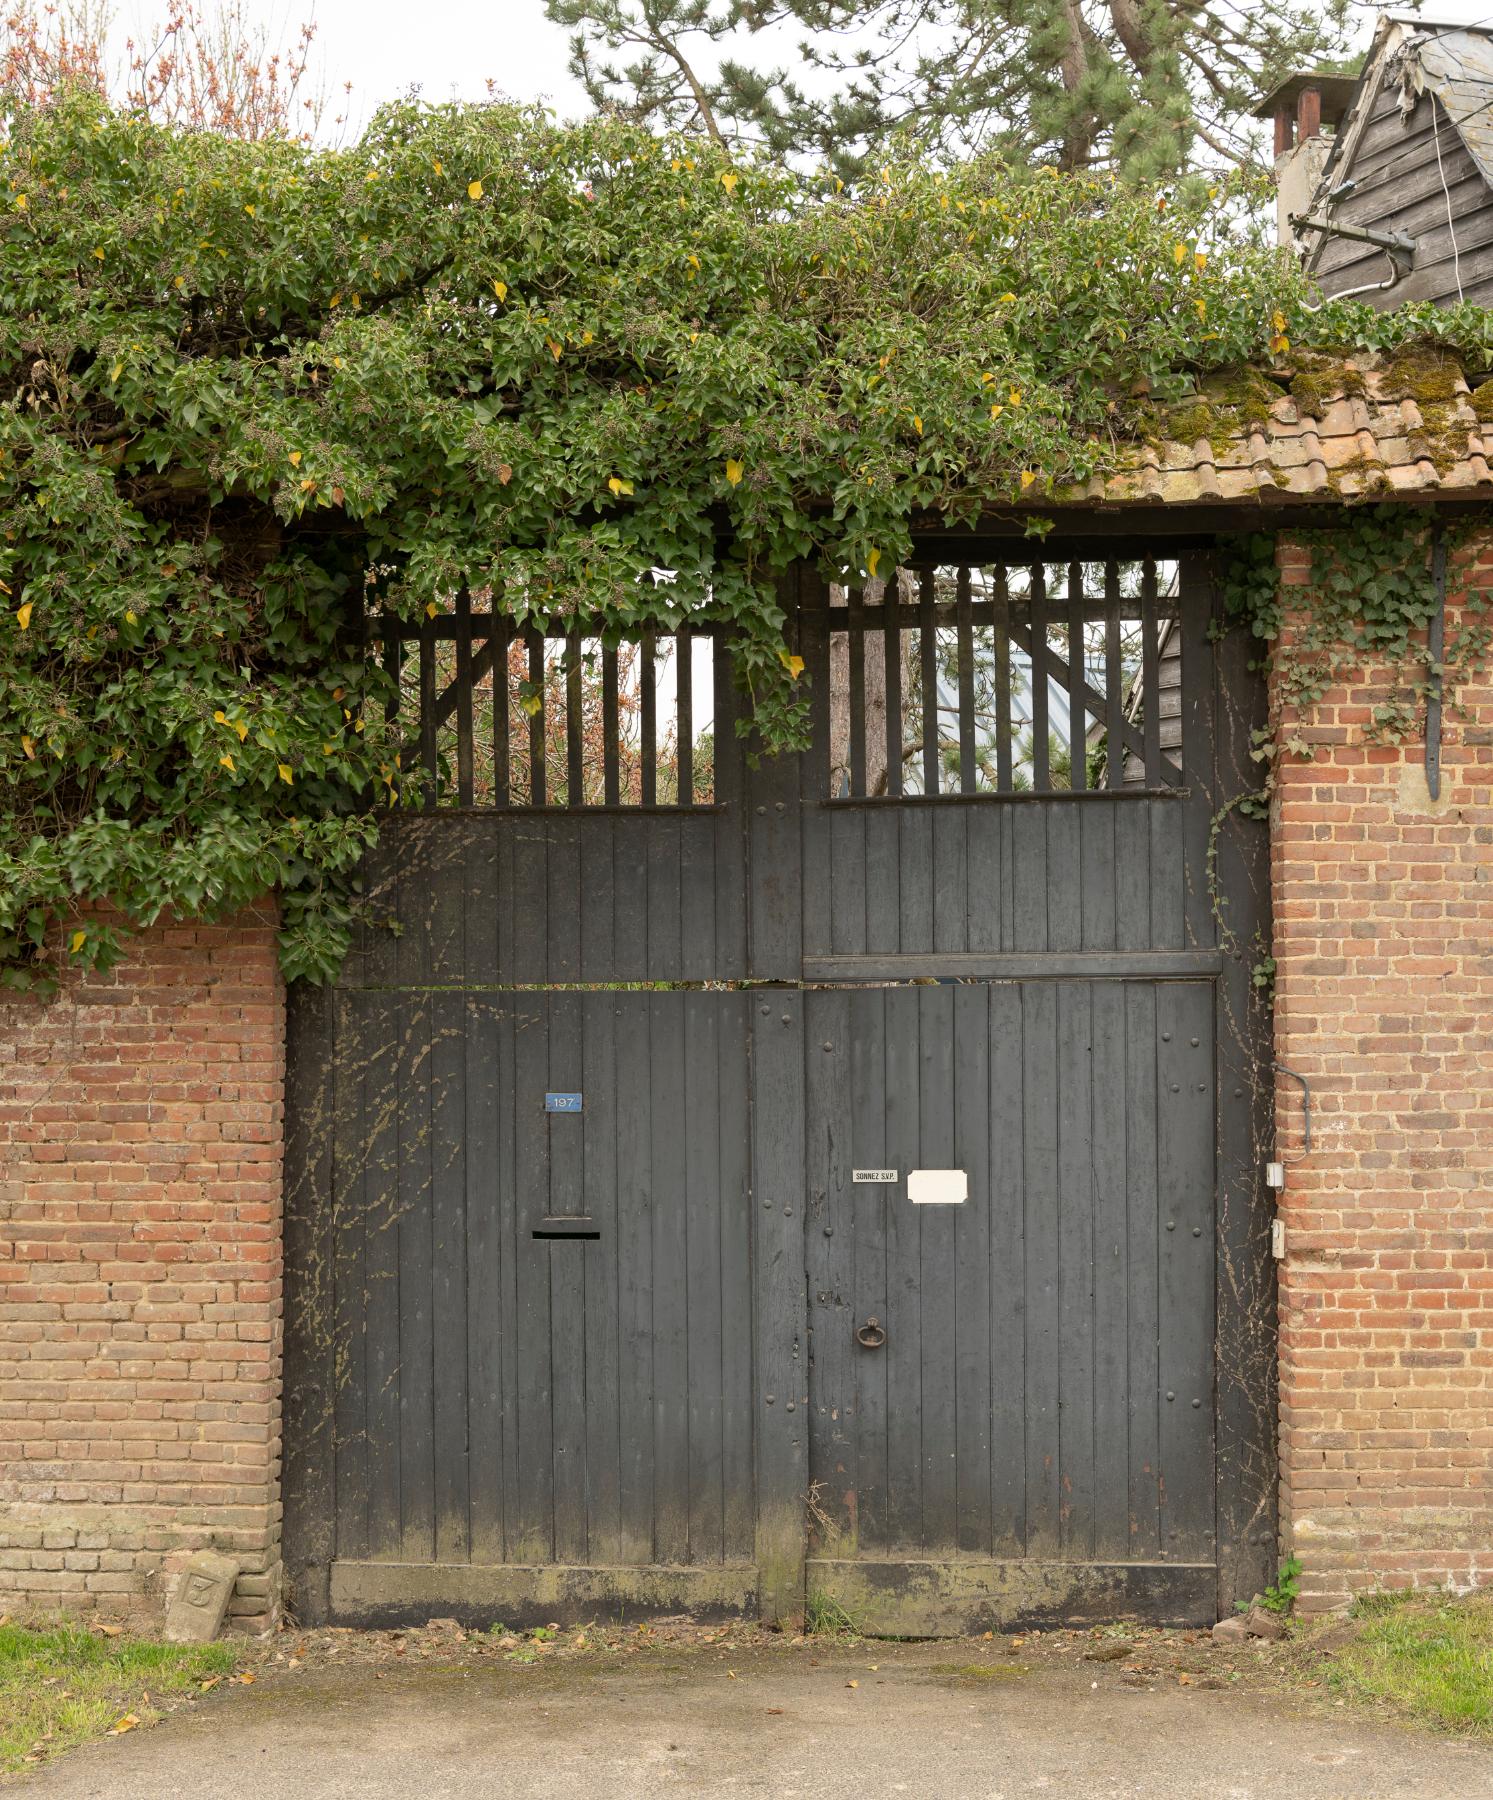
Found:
[112,1,1493,137]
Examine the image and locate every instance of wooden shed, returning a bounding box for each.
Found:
[1284,19,1493,307]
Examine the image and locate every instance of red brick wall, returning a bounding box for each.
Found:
[0,909,284,1630]
[1272,534,1493,1610]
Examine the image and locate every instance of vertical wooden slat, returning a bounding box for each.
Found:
[580,992,621,1564]
[676,628,694,806]
[1105,560,1124,790]
[527,627,546,807]
[1055,982,1095,1557]
[883,579,903,797]
[1067,560,1086,792]
[717,994,755,1560]
[1141,556,1161,785]
[565,627,583,806]
[919,567,939,796]
[431,991,470,1562]
[752,989,808,1625]
[995,567,1013,793]
[1022,981,1059,1553]
[847,589,866,798]
[685,994,725,1562]
[850,988,889,1550]
[465,998,504,1563]
[953,983,992,1553]
[805,990,854,1546]
[455,589,474,806]
[1030,564,1049,792]
[956,565,975,794]
[988,983,1026,1551]
[615,996,654,1561]
[492,615,511,807]
[397,993,435,1560]
[419,617,438,810]
[640,629,657,807]
[602,645,620,806]
[883,985,922,1548]
[918,984,957,1551]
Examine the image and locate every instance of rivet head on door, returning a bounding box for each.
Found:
[822,1041,834,1052]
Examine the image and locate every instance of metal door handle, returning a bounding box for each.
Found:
[855,1316,886,1349]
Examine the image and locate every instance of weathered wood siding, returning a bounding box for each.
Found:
[1311,87,1493,307]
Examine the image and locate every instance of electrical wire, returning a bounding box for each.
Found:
[1431,80,1467,298]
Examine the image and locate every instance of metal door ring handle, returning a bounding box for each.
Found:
[856,1317,886,1349]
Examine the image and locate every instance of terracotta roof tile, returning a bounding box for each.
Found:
[1091,350,1493,507]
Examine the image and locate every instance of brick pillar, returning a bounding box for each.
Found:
[0,907,285,1630]
[1271,535,1493,1610]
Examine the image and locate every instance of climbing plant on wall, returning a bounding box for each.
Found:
[5,92,1493,987]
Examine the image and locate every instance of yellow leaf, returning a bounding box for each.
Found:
[21,735,35,759]
[492,279,507,302]
[300,478,317,493]
[912,415,924,437]
[519,691,542,717]
[468,179,484,200]
[329,291,342,307]
[725,459,743,486]
[108,1714,140,1736]
[111,362,123,381]
[219,753,235,772]
[278,762,294,784]
[1009,388,1022,407]
[234,720,248,742]
[720,171,738,195]
[125,610,137,624]
[546,338,563,361]
[1271,333,1290,355]
[1173,242,1186,266]
[989,404,1004,420]
[1272,309,1287,333]
[213,709,227,724]
[867,548,881,578]
[15,602,32,629]
[998,291,1016,304]
[244,204,255,217]
[92,246,104,260]
[580,329,593,345]
[425,601,440,619]
[433,159,444,175]
[607,477,634,496]
[1195,251,1207,273]
[1194,298,1207,320]
[1020,470,1038,489]
[288,450,302,467]
[778,648,805,679]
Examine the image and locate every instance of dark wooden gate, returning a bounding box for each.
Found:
[283,544,1273,1634]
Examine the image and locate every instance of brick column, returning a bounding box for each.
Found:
[1271,535,1493,1610]
[0,908,285,1630]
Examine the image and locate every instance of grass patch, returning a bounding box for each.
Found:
[1308,1592,1493,1736]
[804,1591,862,1639]
[0,1620,237,1774]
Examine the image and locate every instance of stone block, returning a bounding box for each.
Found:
[163,1549,238,1643]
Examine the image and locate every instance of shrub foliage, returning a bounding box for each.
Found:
[3,94,1490,984]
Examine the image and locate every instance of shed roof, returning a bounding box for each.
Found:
[1074,349,1493,507]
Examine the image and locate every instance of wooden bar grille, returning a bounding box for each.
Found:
[814,558,1183,799]
[377,612,718,809]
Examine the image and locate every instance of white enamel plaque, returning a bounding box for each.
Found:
[853,1169,899,1184]
[908,1168,968,1205]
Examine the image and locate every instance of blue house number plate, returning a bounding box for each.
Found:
[544,1092,583,1113]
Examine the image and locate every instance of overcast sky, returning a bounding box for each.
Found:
[101,0,1493,140]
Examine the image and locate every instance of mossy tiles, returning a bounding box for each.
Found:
[1470,379,1493,424]
[1382,346,1465,405]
